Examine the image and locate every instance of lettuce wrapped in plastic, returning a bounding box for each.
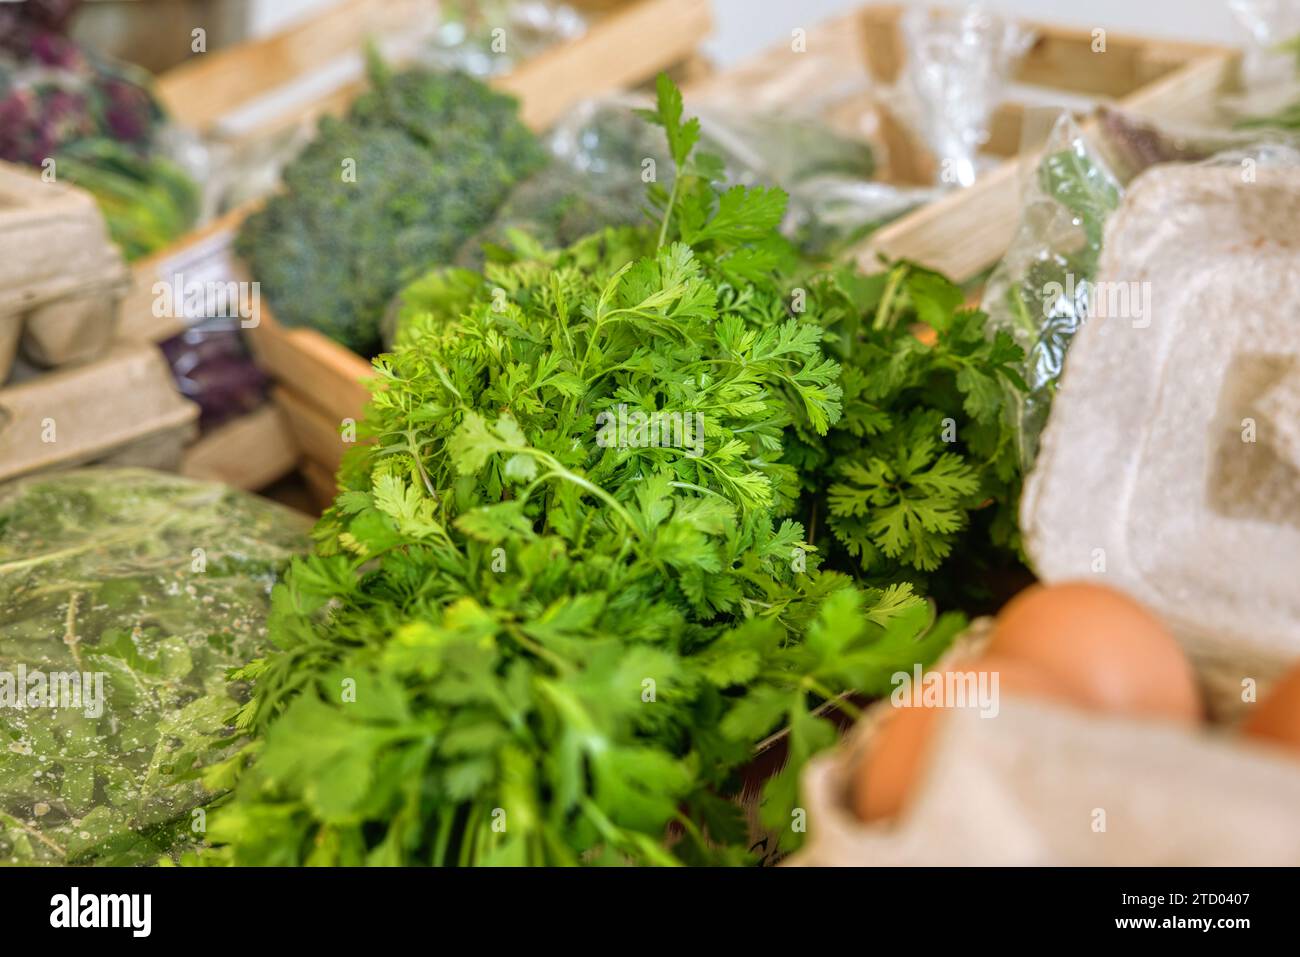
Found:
[0,469,308,866]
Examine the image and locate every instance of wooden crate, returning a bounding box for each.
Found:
[155,0,709,146]
[849,6,1239,283]
[123,0,712,507]
[660,5,1235,287]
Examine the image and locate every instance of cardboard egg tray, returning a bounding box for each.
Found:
[1022,162,1300,712]
[795,690,1300,866]
[0,161,129,380]
[0,343,199,483]
[791,162,1300,866]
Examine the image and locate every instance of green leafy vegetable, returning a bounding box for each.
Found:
[55,138,200,261]
[784,262,1028,608]
[0,469,308,866]
[205,76,964,867]
[237,57,546,355]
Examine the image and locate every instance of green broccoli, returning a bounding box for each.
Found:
[236,61,545,355]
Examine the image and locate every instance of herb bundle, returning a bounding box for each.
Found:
[788,261,1028,606]
[204,78,970,867]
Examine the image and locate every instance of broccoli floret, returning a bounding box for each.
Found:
[237,65,545,355]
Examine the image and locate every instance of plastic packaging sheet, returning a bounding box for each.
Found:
[158,318,269,433]
[0,469,308,866]
[982,108,1300,471]
[980,116,1123,471]
[884,5,1034,187]
[1225,0,1300,130]
[419,0,587,77]
[462,94,943,265]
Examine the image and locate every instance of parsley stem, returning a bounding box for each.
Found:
[406,428,439,503]
[512,447,642,539]
[803,677,862,720]
[873,264,907,331]
[657,174,682,249]
[505,623,571,674]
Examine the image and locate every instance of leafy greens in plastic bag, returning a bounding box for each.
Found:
[0,469,307,866]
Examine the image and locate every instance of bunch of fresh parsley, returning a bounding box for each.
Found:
[200,77,968,867]
[779,262,1028,610]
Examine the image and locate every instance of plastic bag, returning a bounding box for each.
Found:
[983,108,1300,471]
[450,97,655,267]
[1224,0,1300,130]
[0,468,309,866]
[158,318,269,433]
[420,0,587,77]
[884,5,1034,187]
[461,95,938,265]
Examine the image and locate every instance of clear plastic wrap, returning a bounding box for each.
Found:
[420,0,587,77]
[158,318,269,433]
[1225,0,1300,130]
[691,104,941,252]
[885,5,1034,187]
[451,96,657,267]
[459,94,940,266]
[983,108,1300,471]
[980,115,1122,470]
[0,468,308,865]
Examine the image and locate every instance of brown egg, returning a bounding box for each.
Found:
[1242,662,1300,755]
[987,581,1201,725]
[851,655,1073,822]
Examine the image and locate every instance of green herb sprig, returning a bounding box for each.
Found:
[203,77,963,867]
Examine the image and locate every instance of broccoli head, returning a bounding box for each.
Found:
[237,65,545,355]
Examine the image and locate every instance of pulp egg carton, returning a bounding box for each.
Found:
[1020,162,1300,720]
[790,163,1300,866]
[0,343,199,483]
[794,691,1300,866]
[792,622,1300,865]
[0,161,129,380]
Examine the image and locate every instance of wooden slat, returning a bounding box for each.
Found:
[857,4,1223,97]
[497,0,711,131]
[299,456,341,512]
[271,383,355,475]
[1118,46,1241,122]
[245,309,372,428]
[180,403,299,490]
[155,0,396,133]
[159,0,711,146]
[983,102,1028,158]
